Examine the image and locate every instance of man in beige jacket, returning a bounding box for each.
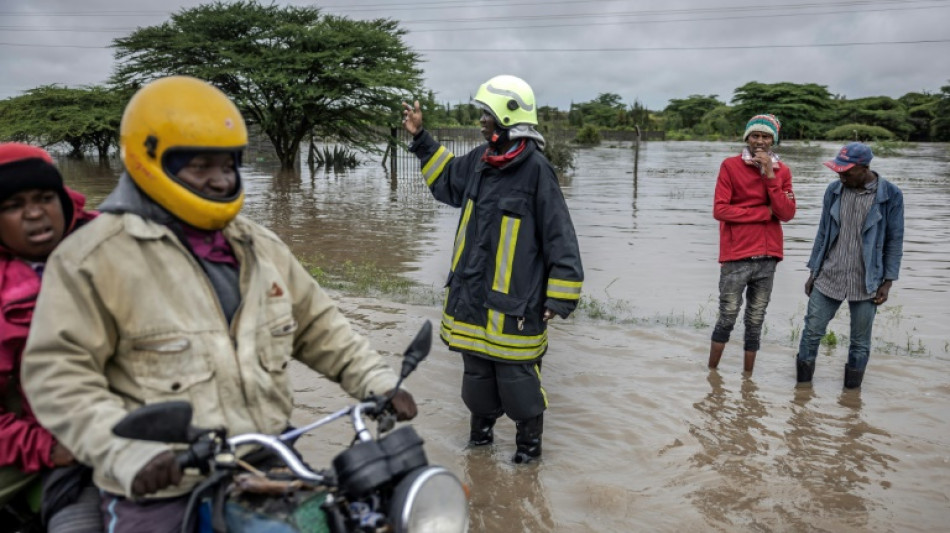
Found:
[21,76,416,532]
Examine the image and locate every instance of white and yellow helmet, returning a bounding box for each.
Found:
[120,76,247,230]
[473,75,538,127]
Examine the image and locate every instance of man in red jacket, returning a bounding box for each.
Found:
[0,143,100,531]
[708,115,796,374]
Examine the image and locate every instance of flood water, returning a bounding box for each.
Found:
[60,140,950,532]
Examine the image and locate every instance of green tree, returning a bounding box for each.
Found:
[835,96,913,140]
[694,104,737,137]
[572,93,627,128]
[731,82,835,140]
[931,83,950,141]
[628,99,654,130]
[898,91,939,141]
[0,85,125,159]
[110,1,422,169]
[454,101,479,126]
[663,95,723,131]
[568,102,584,128]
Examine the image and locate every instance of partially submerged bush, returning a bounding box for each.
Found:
[308,145,360,171]
[574,125,601,146]
[825,123,895,142]
[542,137,576,176]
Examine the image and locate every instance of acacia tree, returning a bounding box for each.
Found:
[731,82,835,140]
[110,1,422,169]
[0,85,124,159]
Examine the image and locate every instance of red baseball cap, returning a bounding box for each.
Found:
[824,142,873,173]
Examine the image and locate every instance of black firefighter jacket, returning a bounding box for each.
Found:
[409,130,584,363]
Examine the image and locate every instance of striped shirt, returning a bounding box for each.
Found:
[814,179,878,301]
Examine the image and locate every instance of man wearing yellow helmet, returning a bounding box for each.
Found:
[22,76,416,531]
[402,75,583,465]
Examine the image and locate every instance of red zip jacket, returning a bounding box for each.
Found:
[713,154,795,263]
[0,187,96,473]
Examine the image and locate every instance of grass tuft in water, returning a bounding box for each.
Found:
[301,256,441,306]
[820,330,838,347]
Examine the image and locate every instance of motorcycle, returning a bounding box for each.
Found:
[112,320,469,533]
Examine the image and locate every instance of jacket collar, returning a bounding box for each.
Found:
[475,138,538,173]
[829,171,893,203]
[99,173,252,243]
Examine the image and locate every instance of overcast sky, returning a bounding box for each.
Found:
[1,0,949,111]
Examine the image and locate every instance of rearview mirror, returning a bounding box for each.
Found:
[399,320,432,379]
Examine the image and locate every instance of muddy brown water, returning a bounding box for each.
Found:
[60,141,949,532]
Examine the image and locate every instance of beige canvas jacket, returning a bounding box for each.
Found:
[22,211,398,498]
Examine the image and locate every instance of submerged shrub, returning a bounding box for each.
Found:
[825,123,895,142]
[574,125,601,146]
[542,138,576,176]
[309,145,360,171]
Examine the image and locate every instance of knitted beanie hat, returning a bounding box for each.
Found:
[743,114,781,145]
[0,143,73,223]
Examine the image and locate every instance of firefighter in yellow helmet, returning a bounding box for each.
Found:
[22,76,417,531]
[402,75,584,464]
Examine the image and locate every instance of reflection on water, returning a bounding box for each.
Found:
[686,371,899,531]
[56,142,950,532]
[463,449,555,532]
[688,373,779,529]
[776,388,898,531]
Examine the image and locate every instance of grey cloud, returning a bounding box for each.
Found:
[1,0,947,111]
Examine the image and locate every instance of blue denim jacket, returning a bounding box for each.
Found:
[806,173,904,294]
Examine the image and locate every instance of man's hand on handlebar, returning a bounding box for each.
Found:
[385,389,418,421]
[132,450,182,496]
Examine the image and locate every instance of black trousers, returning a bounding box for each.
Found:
[461,352,546,422]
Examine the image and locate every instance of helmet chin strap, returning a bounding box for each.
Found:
[489,127,510,151]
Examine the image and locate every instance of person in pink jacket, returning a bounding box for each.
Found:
[0,143,99,531]
[708,115,796,374]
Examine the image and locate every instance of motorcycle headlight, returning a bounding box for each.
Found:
[389,466,468,533]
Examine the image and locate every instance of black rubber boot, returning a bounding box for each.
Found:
[796,359,816,385]
[468,415,497,446]
[512,414,543,464]
[843,365,865,389]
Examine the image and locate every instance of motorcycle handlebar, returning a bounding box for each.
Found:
[175,399,396,482]
[227,433,325,483]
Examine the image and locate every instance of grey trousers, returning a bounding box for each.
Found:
[711,257,777,352]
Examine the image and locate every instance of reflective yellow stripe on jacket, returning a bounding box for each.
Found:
[546,278,582,300]
[422,146,454,187]
[440,311,548,361]
[451,199,474,272]
[492,214,521,293]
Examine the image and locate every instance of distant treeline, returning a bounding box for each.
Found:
[418,81,950,144]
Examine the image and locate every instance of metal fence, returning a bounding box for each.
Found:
[245,126,662,188]
[386,127,663,181]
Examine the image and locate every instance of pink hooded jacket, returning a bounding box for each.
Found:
[0,180,97,473]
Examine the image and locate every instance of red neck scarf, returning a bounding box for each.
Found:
[482,140,527,168]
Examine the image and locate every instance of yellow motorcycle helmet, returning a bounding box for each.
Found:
[473,75,538,127]
[120,75,247,230]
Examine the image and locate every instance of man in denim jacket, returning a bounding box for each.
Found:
[796,143,904,389]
